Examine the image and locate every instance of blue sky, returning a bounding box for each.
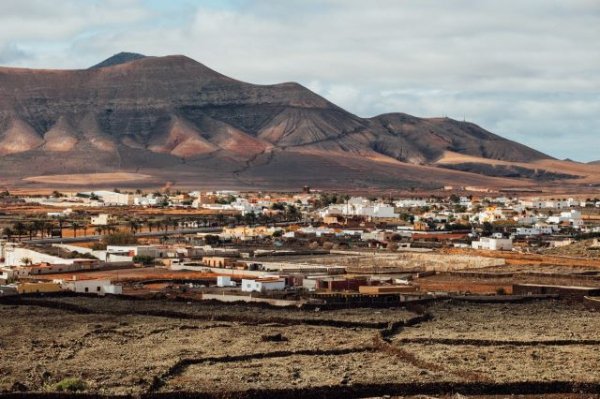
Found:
[0,0,598,161]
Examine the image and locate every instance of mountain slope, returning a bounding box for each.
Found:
[0,53,580,190]
[90,52,147,69]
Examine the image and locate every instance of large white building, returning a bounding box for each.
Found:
[515,226,557,236]
[471,237,513,251]
[196,198,263,216]
[0,241,77,267]
[83,191,132,206]
[63,278,122,295]
[320,197,398,219]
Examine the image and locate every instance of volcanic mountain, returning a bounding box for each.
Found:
[0,53,597,190]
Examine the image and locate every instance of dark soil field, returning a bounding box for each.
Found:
[0,295,599,398]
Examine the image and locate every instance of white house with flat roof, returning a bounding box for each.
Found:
[472,237,513,251]
[241,277,285,293]
[62,278,122,296]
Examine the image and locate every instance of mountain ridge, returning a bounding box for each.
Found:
[90,52,147,69]
[0,52,588,190]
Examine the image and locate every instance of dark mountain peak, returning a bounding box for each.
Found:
[90,52,147,69]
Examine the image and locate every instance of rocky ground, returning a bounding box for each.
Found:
[543,239,600,258]
[0,296,599,397]
[398,300,598,341]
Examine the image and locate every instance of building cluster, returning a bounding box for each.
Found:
[2,189,600,301]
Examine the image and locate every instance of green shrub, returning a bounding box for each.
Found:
[103,232,138,246]
[53,378,87,392]
[133,255,155,265]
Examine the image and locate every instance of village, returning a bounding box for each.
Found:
[1,187,600,305]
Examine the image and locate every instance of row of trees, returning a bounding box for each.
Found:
[0,204,305,241]
[1,219,97,240]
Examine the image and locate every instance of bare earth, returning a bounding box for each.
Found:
[1,295,599,398]
[22,172,153,185]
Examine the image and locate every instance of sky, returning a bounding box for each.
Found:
[0,0,598,161]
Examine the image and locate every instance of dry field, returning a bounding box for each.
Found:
[286,252,504,272]
[22,172,153,186]
[443,247,600,269]
[399,301,598,341]
[416,267,600,294]
[0,297,385,395]
[1,296,599,398]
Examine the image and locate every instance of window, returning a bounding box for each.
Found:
[84,287,89,293]
[97,286,101,292]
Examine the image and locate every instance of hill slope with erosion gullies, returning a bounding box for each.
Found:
[1,53,594,189]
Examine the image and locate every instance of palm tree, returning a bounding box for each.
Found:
[57,217,66,238]
[244,211,257,226]
[72,222,80,238]
[44,221,54,238]
[13,222,26,241]
[128,219,140,234]
[2,227,13,241]
[26,222,36,240]
[32,220,44,239]
[20,257,32,266]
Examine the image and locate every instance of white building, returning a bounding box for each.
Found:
[82,191,132,206]
[545,198,576,209]
[395,199,428,208]
[217,276,236,287]
[472,237,513,251]
[47,208,73,218]
[471,207,510,223]
[91,214,111,226]
[241,277,286,293]
[514,215,539,225]
[133,195,161,206]
[196,198,263,216]
[106,245,139,255]
[320,197,398,219]
[546,210,584,228]
[0,242,77,267]
[63,278,122,295]
[522,199,546,209]
[515,226,557,236]
[297,226,335,237]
